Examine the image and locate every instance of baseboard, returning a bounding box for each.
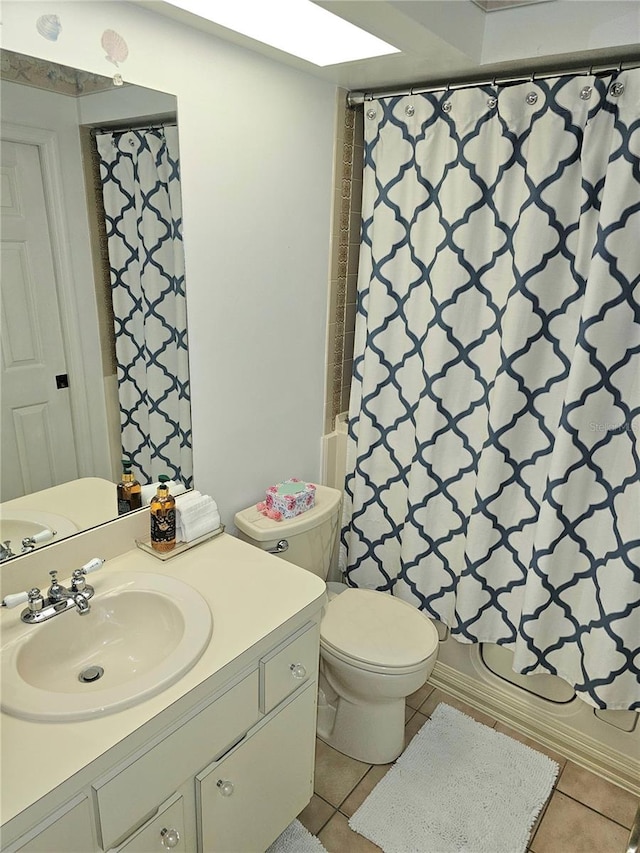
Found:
[429,660,640,796]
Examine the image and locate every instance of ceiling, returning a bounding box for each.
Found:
[138,0,640,93]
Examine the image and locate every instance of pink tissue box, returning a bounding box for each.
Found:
[258,478,316,521]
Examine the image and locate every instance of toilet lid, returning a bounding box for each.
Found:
[320,588,438,668]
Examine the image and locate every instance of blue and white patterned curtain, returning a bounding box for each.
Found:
[97,126,192,487]
[343,71,640,710]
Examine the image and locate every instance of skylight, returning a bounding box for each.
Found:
[162,0,400,66]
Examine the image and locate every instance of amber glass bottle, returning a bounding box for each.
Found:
[117,460,142,515]
[150,475,176,552]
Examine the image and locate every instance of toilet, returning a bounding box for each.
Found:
[234,484,439,764]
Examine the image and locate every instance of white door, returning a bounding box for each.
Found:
[1,139,79,501]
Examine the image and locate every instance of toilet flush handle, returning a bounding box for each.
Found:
[266,539,288,555]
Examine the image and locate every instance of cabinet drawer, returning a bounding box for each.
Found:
[94,670,259,850]
[109,794,185,852]
[196,683,317,853]
[260,623,319,714]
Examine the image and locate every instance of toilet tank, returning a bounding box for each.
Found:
[234,485,342,580]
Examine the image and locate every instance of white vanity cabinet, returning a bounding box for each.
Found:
[4,620,321,853]
[109,793,186,852]
[11,795,96,852]
[196,684,317,852]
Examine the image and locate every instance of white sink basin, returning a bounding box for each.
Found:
[1,572,212,722]
[0,511,79,550]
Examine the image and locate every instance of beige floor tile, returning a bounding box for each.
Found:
[419,688,497,727]
[404,710,428,747]
[405,703,416,723]
[530,791,630,853]
[556,761,640,829]
[340,763,393,818]
[314,739,370,807]
[297,794,335,835]
[525,783,557,846]
[406,681,435,710]
[318,811,382,852]
[494,722,567,772]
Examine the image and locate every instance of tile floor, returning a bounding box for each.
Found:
[297,685,639,853]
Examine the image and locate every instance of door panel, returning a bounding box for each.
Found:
[1,139,79,500]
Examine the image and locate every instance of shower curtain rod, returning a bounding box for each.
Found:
[347,58,640,106]
[90,120,177,135]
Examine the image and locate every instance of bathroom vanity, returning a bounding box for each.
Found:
[0,517,326,852]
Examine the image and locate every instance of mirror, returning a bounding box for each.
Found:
[0,49,193,560]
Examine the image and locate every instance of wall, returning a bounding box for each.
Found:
[2,1,337,526]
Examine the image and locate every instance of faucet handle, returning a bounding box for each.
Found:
[2,590,30,609]
[1,588,43,612]
[78,558,105,575]
[70,558,104,592]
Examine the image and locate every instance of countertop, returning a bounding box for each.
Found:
[0,477,117,534]
[0,531,326,828]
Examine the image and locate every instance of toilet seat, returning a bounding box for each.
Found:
[320,588,438,671]
[320,640,433,676]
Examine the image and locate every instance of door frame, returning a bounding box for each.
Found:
[1,121,111,482]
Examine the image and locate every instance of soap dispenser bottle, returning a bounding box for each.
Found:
[150,475,176,552]
[117,460,142,515]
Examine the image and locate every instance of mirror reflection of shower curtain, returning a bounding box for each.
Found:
[96,126,192,488]
[343,70,640,710]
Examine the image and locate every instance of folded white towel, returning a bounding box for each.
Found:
[179,512,221,543]
[176,493,221,542]
[141,480,187,505]
[175,490,203,510]
[178,498,218,523]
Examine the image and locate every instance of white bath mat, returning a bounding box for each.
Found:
[266,819,327,853]
[349,703,559,853]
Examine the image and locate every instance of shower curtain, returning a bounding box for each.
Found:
[343,70,640,710]
[97,126,192,487]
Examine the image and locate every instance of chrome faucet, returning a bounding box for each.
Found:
[1,558,105,624]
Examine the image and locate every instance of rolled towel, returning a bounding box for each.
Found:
[141,479,188,505]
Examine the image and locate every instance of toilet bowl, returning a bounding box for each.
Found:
[234,485,439,764]
[318,587,438,763]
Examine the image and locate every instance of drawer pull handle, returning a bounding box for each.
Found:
[290,663,307,680]
[160,827,181,849]
[217,779,234,797]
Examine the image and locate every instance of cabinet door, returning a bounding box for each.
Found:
[109,794,186,853]
[196,683,316,853]
[12,796,95,853]
[260,623,319,714]
[94,670,259,850]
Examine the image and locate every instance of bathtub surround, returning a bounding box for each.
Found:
[325,91,363,432]
[342,69,640,710]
